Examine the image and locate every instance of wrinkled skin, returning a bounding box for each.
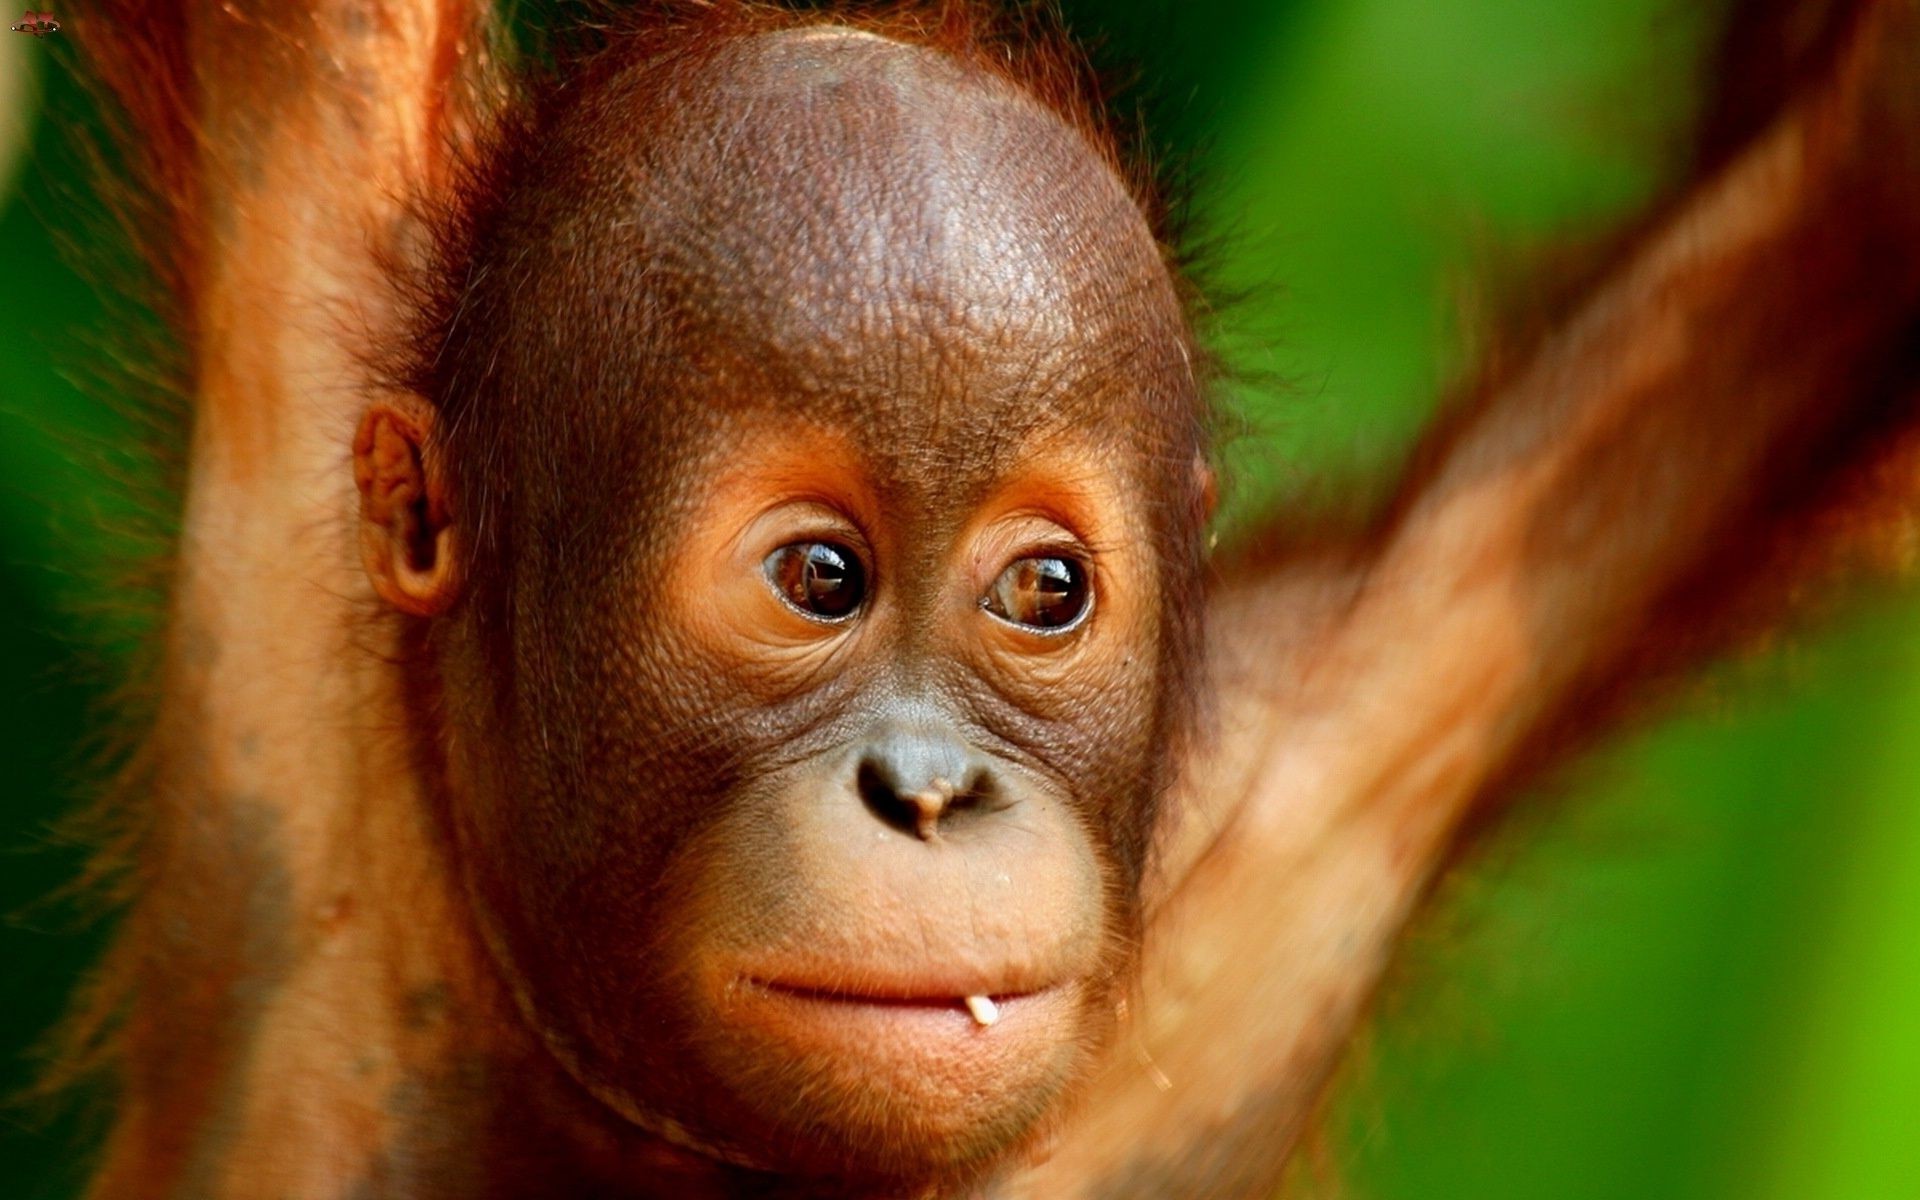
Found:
[416,29,1208,1187]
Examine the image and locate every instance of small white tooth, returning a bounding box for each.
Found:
[964,995,1000,1027]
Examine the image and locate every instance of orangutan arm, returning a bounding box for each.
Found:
[75,4,491,1195]
[1019,2,1920,1196]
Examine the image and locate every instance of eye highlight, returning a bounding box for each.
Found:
[982,556,1091,631]
[764,542,866,621]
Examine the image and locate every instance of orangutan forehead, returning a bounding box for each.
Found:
[549,26,1194,438]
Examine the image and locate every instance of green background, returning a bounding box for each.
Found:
[3,2,1917,1196]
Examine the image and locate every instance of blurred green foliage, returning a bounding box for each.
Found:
[2,2,1916,1196]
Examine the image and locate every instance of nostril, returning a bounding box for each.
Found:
[942,767,997,823]
[857,758,922,838]
[856,758,1001,840]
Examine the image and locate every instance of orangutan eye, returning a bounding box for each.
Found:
[982,556,1090,631]
[764,541,866,620]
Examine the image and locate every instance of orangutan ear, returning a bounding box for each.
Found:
[1193,453,1221,553]
[353,396,459,616]
[1195,452,1219,521]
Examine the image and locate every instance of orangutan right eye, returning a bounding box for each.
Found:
[764,541,867,621]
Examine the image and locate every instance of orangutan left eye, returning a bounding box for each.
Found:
[982,556,1091,631]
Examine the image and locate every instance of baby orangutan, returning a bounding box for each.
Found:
[61,0,1920,1197]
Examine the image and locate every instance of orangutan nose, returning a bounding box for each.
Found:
[855,725,1004,840]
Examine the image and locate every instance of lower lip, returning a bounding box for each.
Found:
[695,975,1089,1161]
[726,977,1080,1067]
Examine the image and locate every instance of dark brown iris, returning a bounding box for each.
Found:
[765,541,866,620]
[984,556,1090,630]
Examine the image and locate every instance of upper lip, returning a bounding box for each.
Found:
[721,947,1089,1004]
[746,977,1042,1005]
